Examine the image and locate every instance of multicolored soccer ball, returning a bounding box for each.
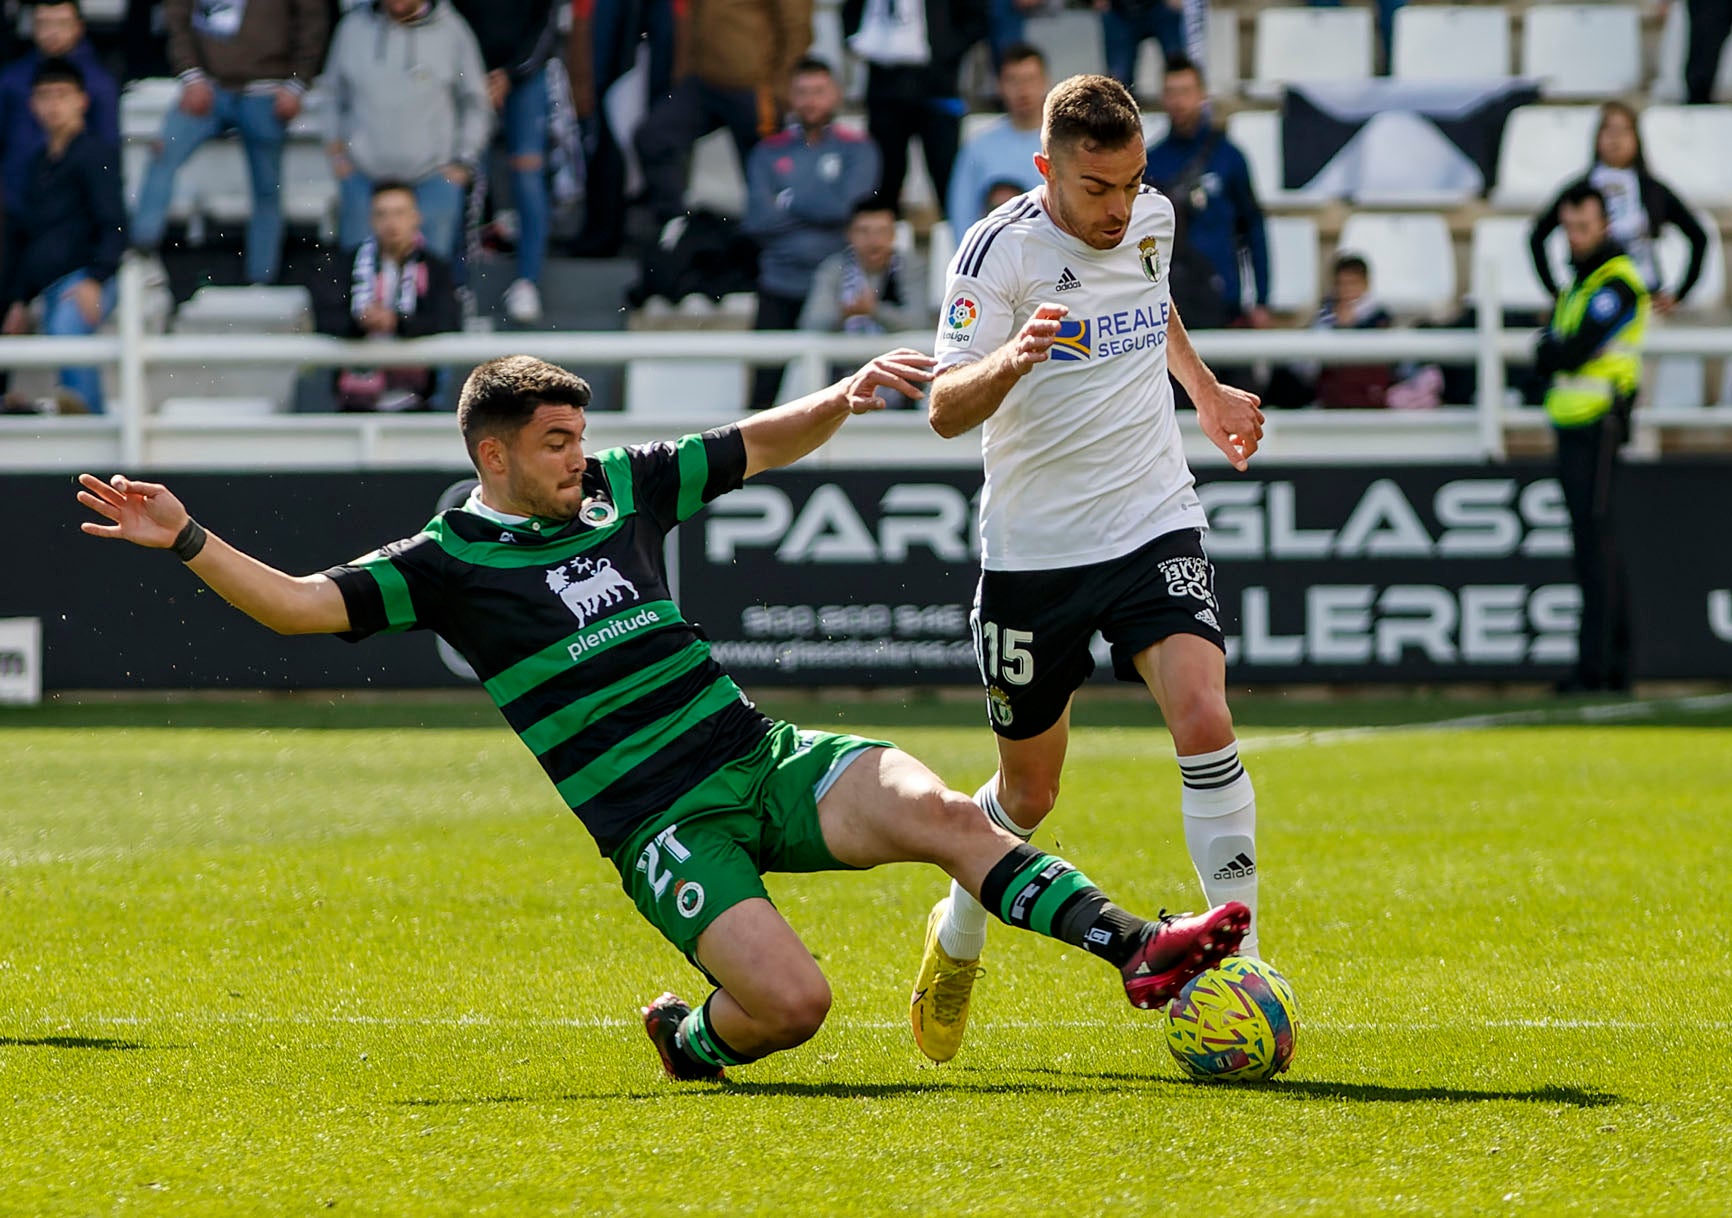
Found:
[1164,957,1298,1082]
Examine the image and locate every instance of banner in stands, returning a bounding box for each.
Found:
[14,464,1732,690]
[1281,79,1540,198]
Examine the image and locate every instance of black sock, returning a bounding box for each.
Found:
[676,994,759,1070]
[977,843,1149,967]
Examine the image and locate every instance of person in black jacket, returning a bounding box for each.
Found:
[1529,101,1707,316]
[842,0,988,217]
[313,181,461,412]
[452,0,558,324]
[0,57,124,413]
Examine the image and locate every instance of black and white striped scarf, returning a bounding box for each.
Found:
[350,236,427,322]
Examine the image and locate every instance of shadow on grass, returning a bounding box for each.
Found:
[396,1074,1618,1106]
[1003,1066,1620,1107]
[396,1077,1170,1106]
[0,1035,175,1051]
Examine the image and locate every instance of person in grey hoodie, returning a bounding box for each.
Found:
[743,56,879,409]
[325,0,492,258]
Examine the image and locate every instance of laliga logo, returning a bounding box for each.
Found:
[546,555,638,627]
[946,295,978,330]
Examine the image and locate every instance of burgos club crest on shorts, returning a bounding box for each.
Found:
[986,684,1014,728]
[1138,235,1161,283]
[944,293,979,345]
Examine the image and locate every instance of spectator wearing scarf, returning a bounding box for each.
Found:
[801,196,929,405]
[312,180,461,411]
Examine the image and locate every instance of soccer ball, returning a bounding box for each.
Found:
[1164,956,1298,1082]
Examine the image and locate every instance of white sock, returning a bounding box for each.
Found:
[938,777,1032,960]
[1178,743,1260,958]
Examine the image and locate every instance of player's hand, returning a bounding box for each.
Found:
[1008,302,1067,375]
[76,474,190,548]
[845,348,935,413]
[1194,381,1265,471]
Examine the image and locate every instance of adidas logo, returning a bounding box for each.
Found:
[1194,608,1219,629]
[1055,266,1082,292]
[1213,852,1256,881]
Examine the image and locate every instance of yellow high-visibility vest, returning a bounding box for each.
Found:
[1544,253,1649,428]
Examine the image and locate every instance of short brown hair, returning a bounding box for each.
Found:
[458,355,591,459]
[1042,74,1142,158]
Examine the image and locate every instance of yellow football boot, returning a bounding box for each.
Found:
[910,898,983,1063]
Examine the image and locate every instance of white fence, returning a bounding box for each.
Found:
[3,258,1731,471]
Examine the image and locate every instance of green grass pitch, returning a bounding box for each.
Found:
[3,694,1730,1216]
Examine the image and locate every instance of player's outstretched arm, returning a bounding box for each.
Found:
[1166,301,1264,472]
[75,474,352,635]
[737,349,935,478]
[927,303,1067,439]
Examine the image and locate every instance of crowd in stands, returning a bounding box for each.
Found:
[0,0,1730,416]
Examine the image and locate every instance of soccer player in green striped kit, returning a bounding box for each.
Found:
[75,351,1247,1080]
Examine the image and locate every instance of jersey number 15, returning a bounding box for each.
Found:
[973,618,1034,686]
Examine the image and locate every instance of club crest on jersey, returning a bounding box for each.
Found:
[944,293,979,345]
[579,498,618,528]
[546,555,638,627]
[1050,318,1092,361]
[1138,235,1161,283]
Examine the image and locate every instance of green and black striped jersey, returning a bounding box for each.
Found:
[323,426,772,855]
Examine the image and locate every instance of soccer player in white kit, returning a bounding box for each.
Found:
[909,74,1267,1062]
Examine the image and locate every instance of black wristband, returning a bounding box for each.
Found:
[171,518,207,562]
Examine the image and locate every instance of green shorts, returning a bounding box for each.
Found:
[610,722,891,971]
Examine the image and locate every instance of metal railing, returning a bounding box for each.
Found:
[2,257,1730,471]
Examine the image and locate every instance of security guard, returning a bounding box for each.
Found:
[1533,182,1649,693]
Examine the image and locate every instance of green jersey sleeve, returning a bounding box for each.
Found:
[322,531,446,642]
[626,425,748,532]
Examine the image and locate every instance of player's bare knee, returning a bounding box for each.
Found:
[763,976,832,1046]
[1170,692,1235,755]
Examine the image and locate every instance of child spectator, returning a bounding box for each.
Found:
[0,57,124,413]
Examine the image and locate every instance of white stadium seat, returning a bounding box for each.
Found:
[1265,215,1321,315]
[172,286,313,333]
[120,78,180,138]
[1250,9,1374,98]
[158,287,312,412]
[1522,7,1642,100]
[625,360,747,415]
[1337,212,1457,316]
[684,128,748,216]
[1658,210,1726,311]
[1226,110,1335,208]
[1639,105,1732,207]
[1391,7,1510,80]
[1489,106,1600,210]
[1469,216,1563,313]
[1022,8,1107,84]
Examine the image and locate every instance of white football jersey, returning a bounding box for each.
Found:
[934,186,1207,572]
